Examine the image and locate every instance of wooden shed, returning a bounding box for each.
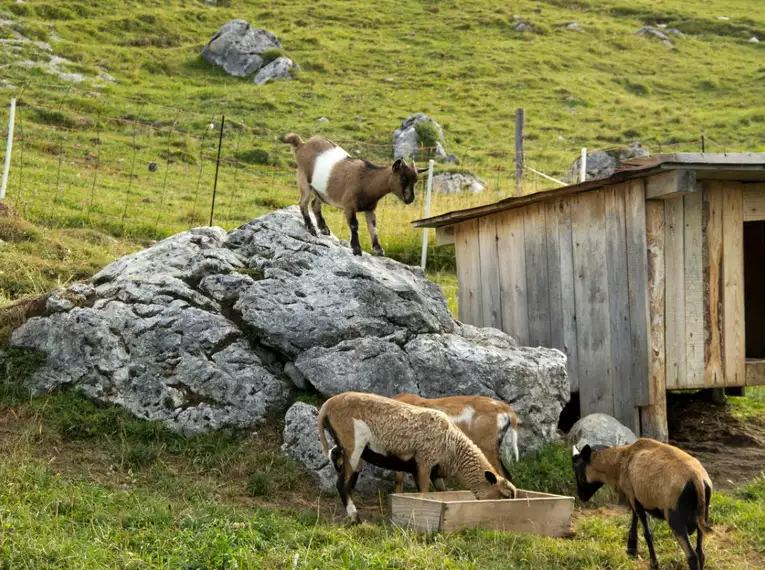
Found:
[413,154,765,440]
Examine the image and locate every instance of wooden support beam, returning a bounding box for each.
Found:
[645,169,697,200]
[743,183,765,222]
[436,225,456,246]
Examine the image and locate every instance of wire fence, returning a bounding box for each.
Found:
[0,83,742,270]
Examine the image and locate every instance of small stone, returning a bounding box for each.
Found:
[750,36,760,43]
[253,57,297,85]
[316,116,329,123]
[564,22,583,31]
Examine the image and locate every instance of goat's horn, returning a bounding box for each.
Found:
[417,167,429,174]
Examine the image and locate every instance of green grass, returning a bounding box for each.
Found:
[728,387,765,421]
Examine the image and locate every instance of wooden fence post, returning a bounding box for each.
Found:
[514,108,524,194]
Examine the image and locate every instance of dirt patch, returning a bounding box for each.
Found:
[668,392,765,489]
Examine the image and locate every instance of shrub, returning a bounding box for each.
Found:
[414,121,441,150]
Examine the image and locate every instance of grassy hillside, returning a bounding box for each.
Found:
[0,0,764,276]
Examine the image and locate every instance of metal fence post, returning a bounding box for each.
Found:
[1,98,17,200]
[579,147,587,183]
[420,159,435,271]
[514,108,524,194]
[209,114,225,226]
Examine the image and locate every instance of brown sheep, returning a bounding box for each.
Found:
[282,133,424,256]
[317,391,517,523]
[572,438,713,570]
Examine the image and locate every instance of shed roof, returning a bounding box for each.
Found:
[412,153,765,229]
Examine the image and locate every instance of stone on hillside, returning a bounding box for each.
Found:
[568,413,637,451]
[565,22,584,31]
[431,172,486,194]
[253,56,298,85]
[637,25,674,46]
[750,37,760,43]
[11,207,568,455]
[202,19,281,78]
[564,142,649,183]
[514,22,532,32]
[393,113,446,161]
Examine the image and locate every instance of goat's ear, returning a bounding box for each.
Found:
[393,158,404,171]
[417,167,429,174]
[580,445,592,462]
[484,470,498,485]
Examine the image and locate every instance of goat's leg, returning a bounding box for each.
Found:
[695,525,705,570]
[635,502,660,570]
[312,195,331,235]
[626,510,639,558]
[668,510,699,570]
[344,207,362,256]
[365,210,384,256]
[297,171,317,236]
[339,457,362,524]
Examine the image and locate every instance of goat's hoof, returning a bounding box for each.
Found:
[626,548,637,559]
[320,226,331,236]
[350,513,361,525]
[306,226,318,237]
[352,247,363,256]
[372,248,385,257]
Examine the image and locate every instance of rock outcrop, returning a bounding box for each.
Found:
[564,142,649,183]
[568,413,637,451]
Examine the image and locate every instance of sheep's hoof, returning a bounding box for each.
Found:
[350,513,361,525]
[352,246,363,256]
[372,247,385,257]
[320,226,331,236]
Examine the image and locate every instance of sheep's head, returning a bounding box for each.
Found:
[572,444,604,502]
[390,158,419,204]
[475,470,517,500]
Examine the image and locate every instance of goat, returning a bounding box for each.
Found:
[572,438,713,570]
[317,391,517,523]
[282,133,424,256]
[391,393,519,493]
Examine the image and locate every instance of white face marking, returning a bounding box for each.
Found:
[311,146,349,199]
[448,406,475,427]
[351,418,385,469]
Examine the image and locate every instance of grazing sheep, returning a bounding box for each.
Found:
[391,393,519,493]
[317,391,517,523]
[572,438,713,570]
[282,133,424,256]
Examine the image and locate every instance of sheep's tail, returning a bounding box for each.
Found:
[282,133,304,149]
[697,480,713,535]
[317,403,331,458]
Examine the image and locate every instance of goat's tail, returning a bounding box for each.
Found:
[697,480,713,535]
[282,133,305,149]
[317,403,331,458]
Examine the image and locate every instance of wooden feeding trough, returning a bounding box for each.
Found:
[389,490,574,537]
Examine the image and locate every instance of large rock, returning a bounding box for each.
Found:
[431,172,486,195]
[253,57,298,85]
[393,113,446,161]
[564,142,649,183]
[11,207,568,451]
[568,413,637,451]
[202,19,282,78]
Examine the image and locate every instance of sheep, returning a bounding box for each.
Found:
[391,393,519,493]
[572,438,713,570]
[282,133,424,256]
[317,391,517,523]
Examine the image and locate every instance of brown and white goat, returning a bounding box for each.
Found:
[391,393,519,493]
[282,133,423,256]
[572,438,713,570]
[317,391,517,523]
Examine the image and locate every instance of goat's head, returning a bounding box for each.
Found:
[571,444,605,502]
[390,158,419,205]
[475,470,517,500]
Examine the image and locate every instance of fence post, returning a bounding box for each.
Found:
[514,108,524,194]
[701,135,705,153]
[420,159,435,271]
[209,114,225,227]
[1,98,17,200]
[579,147,587,183]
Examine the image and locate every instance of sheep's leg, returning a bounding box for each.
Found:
[635,502,660,570]
[312,195,330,235]
[344,208,362,256]
[695,526,705,570]
[394,471,405,494]
[626,510,639,558]
[433,477,447,492]
[668,510,699,570]
[365,211,384,256]
[297,171,317,236]
[337,456,362,524]
[416,464,433,493]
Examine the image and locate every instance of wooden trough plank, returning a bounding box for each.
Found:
[684,190,706,387]
[497,209,530,345]
[524,203,552,347]
[545,200,564,355]
[441,497,574,537]
[664,196,686,389]
[625,179,651,407]
[641,200,668,441]
[389,494,445,532]
[604,185,637,432]
[743,183,765,222]
[703,183,725,387]
[722,184,746,386]
[571,191,613,416]
[557,197,580,392]
[645,169,697,200]
[478,216,502,330]
[455,220,482,326]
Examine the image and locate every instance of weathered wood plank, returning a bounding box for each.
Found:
[604,185,637,432]
[723,184,746,386]
[684,190,706,387]
[641,200,668,441]
[435,225,455,246]
[645,169,697,200]
[664,197,686,389]
[455,219,482,326]
[746,360,765,386]
[524,203,552,347]
[545,200,564,353]
[496,209,529,345]
[557,198,579,392]
[703,182,725,387]
[624,179,651,407]
[743,183,765,222]
[571,191,613,416]
[478,216,502,329]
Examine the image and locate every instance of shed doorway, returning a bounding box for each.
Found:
[744,220,765,359]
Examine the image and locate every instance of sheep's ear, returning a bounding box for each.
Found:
[393,158,404,171]
[484,470,498,485]
[580,445,592,462]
